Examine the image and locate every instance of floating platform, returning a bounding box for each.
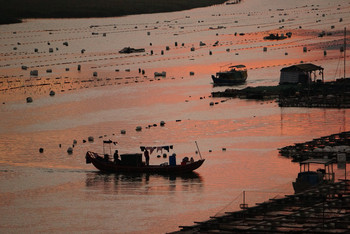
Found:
[172,181,350,233]
[279,131,350,162]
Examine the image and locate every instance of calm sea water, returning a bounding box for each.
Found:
[1,0,349,233]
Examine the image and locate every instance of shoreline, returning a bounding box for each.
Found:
[0,0,228,25]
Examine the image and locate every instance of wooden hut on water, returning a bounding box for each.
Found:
[279,63,324,84]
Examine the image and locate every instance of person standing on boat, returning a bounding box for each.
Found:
[113,150,120,165]
[144,149,150,166]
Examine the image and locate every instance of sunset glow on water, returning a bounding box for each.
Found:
[1,0,350,233]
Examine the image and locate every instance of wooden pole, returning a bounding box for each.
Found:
[195,141,203,159]
[344,27,346,79]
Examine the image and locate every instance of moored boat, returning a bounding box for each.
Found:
[119,47,145,54]
[292,158,335,194]
[211,64,247,85]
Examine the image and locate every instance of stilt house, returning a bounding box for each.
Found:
[279,63,324,84]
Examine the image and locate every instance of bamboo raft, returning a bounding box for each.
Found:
[172,181,350,233]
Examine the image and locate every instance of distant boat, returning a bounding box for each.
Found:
[263,33,287,40]
[211,64,247,85]
[85,151,205,174]
[119,47,145,54]
[292,158,335,194]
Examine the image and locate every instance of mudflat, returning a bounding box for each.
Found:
[0,0,227,24]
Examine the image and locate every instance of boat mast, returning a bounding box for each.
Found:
[195,141,203,159]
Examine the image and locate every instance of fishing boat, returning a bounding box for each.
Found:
[263,33,287,40]
[119,47,145,54]
[292,158,335,194]
[85,141,205,174]
[211,64,247,85]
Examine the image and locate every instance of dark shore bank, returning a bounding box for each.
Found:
[0,0,227,25]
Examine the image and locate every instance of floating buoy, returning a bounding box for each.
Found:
[160,121,165,126]
[121,130,126,134]
[88,136,94,142]
[39,148,44,153]
[93,72,98,77]
[30,70,38,76]
[73,139,77,145]
[136,126,142,131]
[78,65,81,71]
[67,147,73,154]
[210,102,214,106]
[263,47,267,52]
[26,97,33,103]
[49,90,55,96]
[189,72,195,76]
[222,148,226,151]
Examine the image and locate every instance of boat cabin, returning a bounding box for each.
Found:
[298,158,335,181]
[293,158,335,193]
[279,63,324,84]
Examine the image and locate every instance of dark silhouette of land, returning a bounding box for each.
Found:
[0,0,227,25]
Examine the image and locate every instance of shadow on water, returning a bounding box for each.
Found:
[85,171,203,194]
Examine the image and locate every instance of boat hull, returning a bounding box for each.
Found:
[86,151,205,174]
[211,75,247,85]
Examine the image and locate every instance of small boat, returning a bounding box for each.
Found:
[85,141,205,174]
[292,158,335,194]
[211,64,247,85]
[263,33,287,40]
[119,47,145,54]
[85,151,205,174]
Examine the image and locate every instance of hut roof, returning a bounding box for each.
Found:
[281,63,323,72]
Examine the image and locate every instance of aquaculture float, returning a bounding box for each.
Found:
[174,181,350,233]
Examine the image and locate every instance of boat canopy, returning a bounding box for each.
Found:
[299,158,335,166]
[228,64,246,69]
